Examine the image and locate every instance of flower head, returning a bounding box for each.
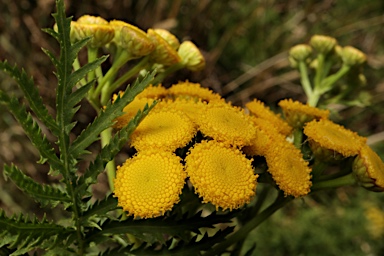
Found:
[185,140,257,211]
[340,46,366,66]
[178,41,206,72]
[153,28,180,50]
[353,145,384,192]
[304,119,367,161]
[130,108,196,152]
[168,81,223,102]
[197,102,257,147]
[246,99,292,136]
[69,15,115,48]
[278,99,330,129]
[264,138,312,197]
[109,20,155,57]
[309,35,337,54]
[147,29,181,66]
[289,44,312,62]
[114,97,155,129]
[136,84,168,99]
[114,151,186,218]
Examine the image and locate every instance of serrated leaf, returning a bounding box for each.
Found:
[0,91,62,172]
[0,60,59,135]
[69,71,155,158]
[3,164,71,207]
[81,195,118,221]
[75,102,155,194]
[0,211,72,254]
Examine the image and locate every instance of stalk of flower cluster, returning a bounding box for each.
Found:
[311,173,357,191]
[151,62,184,85]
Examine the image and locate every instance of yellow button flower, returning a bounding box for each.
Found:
[353,145,384,192]
[246,99,292,136]
[185,140,258,211]
[168,81,223,103]
[114,151,186,218]
[197,102,257,147]
[264,138,312,197]
[114,97,155,129]
[136,84,168,100]
[304,119,367,161]
[130,109,196,152]
[278,99,330,129]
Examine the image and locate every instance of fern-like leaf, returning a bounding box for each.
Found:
[81,195,118,221]
[75,102,155,194]
[0,91,62,171]
[69,72,155,158]
[3,164,71,208]
[0,60,59,135]
[0,211,72,255]
[85,210,234,246]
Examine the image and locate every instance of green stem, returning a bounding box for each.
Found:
[293,128,303,149]
[314,53,325,89]
[311,160,329,181]
[318,64,351,93]
[100,127,116,191]
[151,62,184,85]
[205,193,292,256]
[87,47,99,82]
[73,57,87,87]
[106,56,150,97]
[298,61,314,105]
[311,173,356,191]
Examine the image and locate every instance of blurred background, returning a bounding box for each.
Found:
[1,0,384,255]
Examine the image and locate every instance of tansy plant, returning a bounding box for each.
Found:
[1,1,384,255]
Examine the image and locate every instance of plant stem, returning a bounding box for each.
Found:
[311,173,356,191]
[87,47,99,82]
[293,128,303,149]
[151,62,184,85]
[100,127,116,191]
[205,193,292,256]
[298,61,314,106]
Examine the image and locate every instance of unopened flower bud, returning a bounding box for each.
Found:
[289,44,312,62]
[309,35,337,54]
[110,20,155,57]
[153,29,180,50]
[352,145,384,192]
[178,41,206,71]
[341,46,366,66]
[70,15,115,48]
[147,29,181,66]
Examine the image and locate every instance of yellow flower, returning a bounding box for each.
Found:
[197,102,257,147]
[365,206,384,238]
[309,35,337,54]
[114,151,186,218]
[246,99,292,136]
[136,84,168,100]
[264,138,312,197]
[278,99,330,129]
[153,28,180,50]
[114,97,155,129]
[178,41,206,72]
[168,81,223,102]
[147,29,181,66]
[353,145,384,192]
[304,119,367,161]
[69,15,115,48]
[130,109,196,152]
[185,140,257,211]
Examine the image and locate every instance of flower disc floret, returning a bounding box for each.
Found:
[168,81,223,102]
[185,140,257,210]
[130,109,196,151]
[114,97,155,129]
[114,151,186,218]
[304,119,366,158]
[264,139,312,197]
[246,99,292,136]
[197,103,256,147]
[278,99,330,128]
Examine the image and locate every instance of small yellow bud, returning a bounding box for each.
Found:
[147,29,181,66]
[341,46,367,66]
[109,20,155,57]
[289,44,312,62]
[153,29,180,50]
[309,35,337,54]
[70,15,115,48]
[178,41,206,72]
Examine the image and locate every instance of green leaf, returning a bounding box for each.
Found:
[85,211,234,245]
[81,194,118,221]
[75,102,155,194]
[3,164,71,207]
[0,91,62,172]
[0,211,72,255]
[69,71,155,158]
[0,60,59,135]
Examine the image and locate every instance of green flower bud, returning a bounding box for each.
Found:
[69,15,115,48]
[289,44,312,62]
[147,29,181,66]
[178,41,206,72]
[309,35,337,54]
[352,145,384,192]
[341,46,367,66]
[110,20,155,57]
[153,29,180,50]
